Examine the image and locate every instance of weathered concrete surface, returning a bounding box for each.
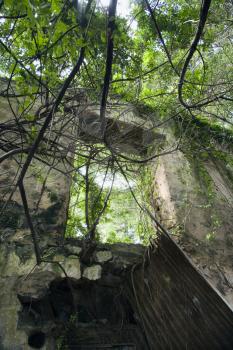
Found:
[153,141,233,306]
[0,94,73,348]
[0,277,29,350]
[72,102,165,154]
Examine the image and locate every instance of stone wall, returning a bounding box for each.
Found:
[0,95,73,349]
[0,233,145,349]
[0,96,148,349]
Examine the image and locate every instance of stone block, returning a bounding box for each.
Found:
[63,256,81,279]
[83,265,102,280]
[95,250,112,263]
[66,244,82,255]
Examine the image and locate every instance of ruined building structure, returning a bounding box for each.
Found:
[0,94,233,349]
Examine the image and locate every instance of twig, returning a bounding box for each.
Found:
[19,182,41,264]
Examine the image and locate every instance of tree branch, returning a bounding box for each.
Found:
[178,0,212,109]
[100,0,118,138]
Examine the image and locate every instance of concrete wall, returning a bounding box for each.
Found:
[152,132,233,306]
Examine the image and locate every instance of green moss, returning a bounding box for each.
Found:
[206,232,216,242]
[0,212,19,229]
[48,191,59,203]
[193,117,233,146]
[0,201,22,230]
[15,243,33,262]
[37,201,63,224]
[173,114,233,151]
[190,157,215,201]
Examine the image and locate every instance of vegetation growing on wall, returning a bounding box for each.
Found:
[65,149,154,244]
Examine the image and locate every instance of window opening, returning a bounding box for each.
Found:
[65,145,155,244]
